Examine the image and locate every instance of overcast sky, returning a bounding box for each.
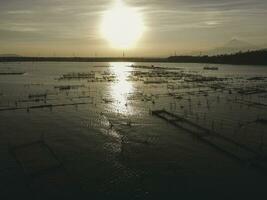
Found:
[0,0,267,56]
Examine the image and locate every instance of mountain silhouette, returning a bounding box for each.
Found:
[207,39,259,55]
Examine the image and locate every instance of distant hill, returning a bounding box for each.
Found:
[261,45,267,50]
[207,39,259,55]
[168,49,267,65]
[0,54,20,57]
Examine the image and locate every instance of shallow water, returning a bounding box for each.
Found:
[0,62,267,199]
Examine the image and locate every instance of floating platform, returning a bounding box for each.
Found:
[9,141,62,176]
[203,66,219,70]
[152,110,267,172]
[9,141,83,198]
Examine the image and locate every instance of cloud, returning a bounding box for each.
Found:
[0,0,266,55]
[6,10,34,15]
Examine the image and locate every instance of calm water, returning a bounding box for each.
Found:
[0,62,267,199]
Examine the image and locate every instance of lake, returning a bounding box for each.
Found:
[0,62,267,199]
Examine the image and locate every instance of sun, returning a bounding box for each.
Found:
[101,0,144,49]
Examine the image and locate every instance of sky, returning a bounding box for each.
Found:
[0,0,267,57]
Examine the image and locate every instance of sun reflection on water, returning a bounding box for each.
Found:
[109,62,134,115]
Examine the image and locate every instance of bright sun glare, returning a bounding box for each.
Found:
[101,0,144,49]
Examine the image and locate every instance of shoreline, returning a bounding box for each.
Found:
[0,49,266,65]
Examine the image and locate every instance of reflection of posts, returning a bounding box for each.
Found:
[120,136,126,160]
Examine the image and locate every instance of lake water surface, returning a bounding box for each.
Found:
[0,62,267,199]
